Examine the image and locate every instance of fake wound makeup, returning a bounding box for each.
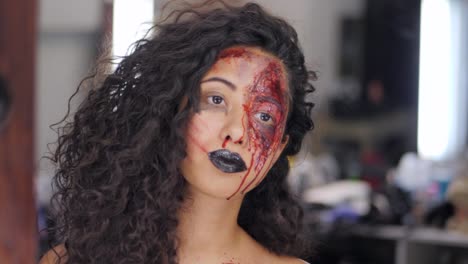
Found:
[226,57,288,200]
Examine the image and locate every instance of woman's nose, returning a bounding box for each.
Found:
[220,109,247,148]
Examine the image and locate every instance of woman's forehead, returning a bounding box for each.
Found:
[218,46,283,65]
[209,46,291,99]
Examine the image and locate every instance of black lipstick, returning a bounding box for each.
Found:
[208,149,247,173]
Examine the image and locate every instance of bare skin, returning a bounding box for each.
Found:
[39,245,66,264]
[176,184,306,264]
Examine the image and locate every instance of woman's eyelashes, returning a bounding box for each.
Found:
[254,112,275,126]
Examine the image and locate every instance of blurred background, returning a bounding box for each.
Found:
[1,0,468,263]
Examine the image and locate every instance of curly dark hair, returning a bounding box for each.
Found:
[49,1,315,263]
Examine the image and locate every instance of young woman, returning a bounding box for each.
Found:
[41,2,315,263]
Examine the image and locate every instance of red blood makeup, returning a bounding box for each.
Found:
[220,47,288,200]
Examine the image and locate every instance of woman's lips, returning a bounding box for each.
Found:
[208,149,247,173]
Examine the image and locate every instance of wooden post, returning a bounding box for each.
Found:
[0,0,37,263]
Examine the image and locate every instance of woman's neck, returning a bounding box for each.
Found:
[177,187,245,258]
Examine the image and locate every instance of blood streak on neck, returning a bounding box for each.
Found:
[226,153,254,200]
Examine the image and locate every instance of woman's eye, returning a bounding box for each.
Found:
[260,113,271,122]
[209,95,224,105]
[255,112,274,125]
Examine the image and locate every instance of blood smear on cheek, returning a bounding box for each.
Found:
[187,133,208,153]
[186,116,212,154]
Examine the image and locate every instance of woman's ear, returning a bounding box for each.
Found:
[271,134,289,163]
[178,96,189,112]
[280,134,289,151]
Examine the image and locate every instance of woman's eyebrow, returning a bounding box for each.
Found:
[201,77,236,91]
[256,96,284,110]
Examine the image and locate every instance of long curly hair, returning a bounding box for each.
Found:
[49,1,315,263]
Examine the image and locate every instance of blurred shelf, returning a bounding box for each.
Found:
[352,224,407,240]
[409,228,468,248]
[352,225,468,247]
[351,225,468,264]
[309,109,417,154]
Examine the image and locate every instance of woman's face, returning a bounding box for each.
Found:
[180,46,289,200]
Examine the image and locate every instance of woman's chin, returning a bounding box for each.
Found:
[185,182,247,201]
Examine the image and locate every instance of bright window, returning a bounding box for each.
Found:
[112,0,154,64]
[418,0,467,161]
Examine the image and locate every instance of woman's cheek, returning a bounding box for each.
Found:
[187,113,222,149]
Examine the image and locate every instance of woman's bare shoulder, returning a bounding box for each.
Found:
[275,255,310,264]
[39,245,67,264]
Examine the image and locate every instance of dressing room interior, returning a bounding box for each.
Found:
[1,0,468,263]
